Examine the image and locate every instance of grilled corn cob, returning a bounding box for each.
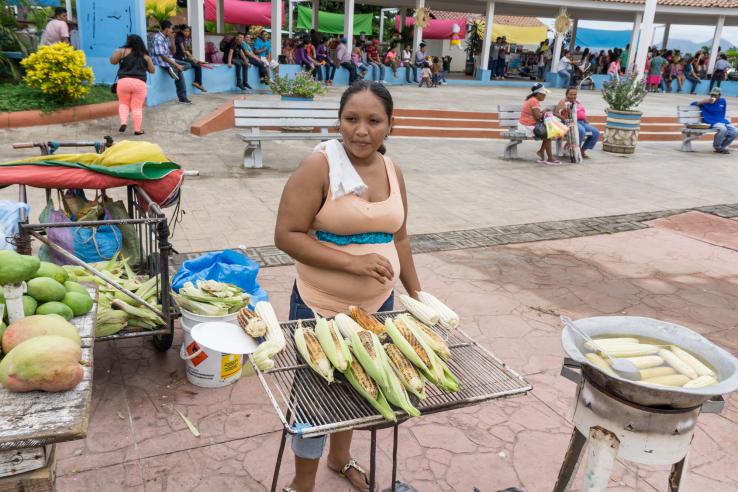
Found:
[669,346,715,378]
[254,301,285,350]
[379,354,421,417]
[334,313,363,339]
[237,307,267,338]
[315,318,352,372]
[417,291,459,329]
[348,306,385,335]
[401,314,451,360]
[659,349,698,379]
[344,358,396,422]
[683,375,718,388]
[385,317,451,387]
[350,329,388,389]
[385,343,425,399]
[294,323,334,383]
[398,294,440,326]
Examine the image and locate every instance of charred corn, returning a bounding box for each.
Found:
[344,358,396,421]
[385,343,425,399]
[398,293,439,326]
[669,346,715,378]
[334,313,363,339]
[390,317,432,367]
[237,307,267,338]
[348,306,385,335]
[350,329,388,389]
[294,323,333,383]
[379,355,421,417]
[417,291,459,329]
[385,317,448,387]
[315,317,351,372]
[401,314,451,360]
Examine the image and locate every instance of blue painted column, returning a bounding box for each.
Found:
[77,0,147,85]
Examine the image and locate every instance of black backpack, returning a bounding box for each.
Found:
[220,35,234,54]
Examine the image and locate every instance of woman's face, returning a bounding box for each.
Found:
[535,93,546,102]
[183,28,191,37]
[566,90,577,102]
[339,91,391,160]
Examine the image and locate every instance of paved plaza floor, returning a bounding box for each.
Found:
[1,86,738,491]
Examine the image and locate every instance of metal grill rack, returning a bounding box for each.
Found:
[253,311,532,492]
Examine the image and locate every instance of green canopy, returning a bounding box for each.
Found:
[296,5,372,35]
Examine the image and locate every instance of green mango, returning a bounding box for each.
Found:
[0,335,83,392]
[61,292,93,317]
[35,302,74,321]
[64,281,89,296]
[2,295,37,323]
[31,261,69,284]
[0,251,40,285]
[26,277,66,303]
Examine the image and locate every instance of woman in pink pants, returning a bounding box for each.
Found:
[109,35,154,135]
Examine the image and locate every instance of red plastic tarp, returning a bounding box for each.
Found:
[0,167,184,207]
[204,0,285,27]
[395,17,466,40]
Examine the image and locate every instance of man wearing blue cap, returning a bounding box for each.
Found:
[692,87,737,154]
[335,36,357,85]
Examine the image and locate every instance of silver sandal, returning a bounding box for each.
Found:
[337,458,370,492]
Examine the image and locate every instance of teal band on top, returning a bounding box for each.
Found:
[316,230,393,245]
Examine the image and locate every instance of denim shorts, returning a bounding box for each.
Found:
[289,282,393,459]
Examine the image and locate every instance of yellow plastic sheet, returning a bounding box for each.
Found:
[5,141,169,168]
[492,25,548,46]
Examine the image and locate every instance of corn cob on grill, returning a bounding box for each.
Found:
[349,306,385,335]
[237,307,267,337]
[394,318,431,367]
[385,343,424,396]
[294,323,334,383]
[404,315,451,359]
[349,359,378,400]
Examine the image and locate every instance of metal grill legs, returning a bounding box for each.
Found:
[270,429,289,492]
[553,427,587,492]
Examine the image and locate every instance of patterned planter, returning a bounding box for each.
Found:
[603,108,642,154]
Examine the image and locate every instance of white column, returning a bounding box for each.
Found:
[312,0,319,30]
[479,1,495,71]
[271,0,282,62]
[65,0,72,20]
[399,9,406,52]
[344,0,354,53]
[661,23,670,49]
[633,0,657,81]
[627,11,642,73]
[707,15,725,75]
[551,32,564,72]
[188,0,205,61]
[413,0,425,51]
[570,18,578,49]
[216,0,225,33]
[288,0,293,38]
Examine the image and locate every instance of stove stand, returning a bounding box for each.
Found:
[554,358,724,492]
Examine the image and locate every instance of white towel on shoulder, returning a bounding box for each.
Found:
[313,139,367,199]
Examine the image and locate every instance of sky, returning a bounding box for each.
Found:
[538,19,738,47]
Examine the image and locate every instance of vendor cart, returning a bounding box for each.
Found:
[253,312,532,492]
[5,138,178,351]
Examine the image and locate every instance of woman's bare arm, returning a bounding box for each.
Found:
[274,153,395,284]
[144,55,155,73]
[393,164,421,299]
[109,48,126,64]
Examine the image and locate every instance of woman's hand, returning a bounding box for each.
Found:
[346,254,395,283]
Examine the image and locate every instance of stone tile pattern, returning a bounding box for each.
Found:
[171,203,738,270]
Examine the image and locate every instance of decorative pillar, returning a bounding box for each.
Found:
[288,0,293,38]
[478,1,495,71]
[661,23,670,49]
[216,0,224,33]
[551,30,564,72]
[570,18,578,49]
[633,0,657,81]
[312,0,319,31]
[707,15,725,75]
[399,9,406,52]
[627,11,642,74]
[188,0,205,61]
[413,0,425,52]
[344,0,354,53]
[271,0,282,62]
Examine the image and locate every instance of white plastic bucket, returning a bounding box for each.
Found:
[179,309,243,388]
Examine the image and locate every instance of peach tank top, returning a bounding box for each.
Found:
[295,154,404,316]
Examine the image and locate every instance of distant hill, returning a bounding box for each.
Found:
[657,38,735,55]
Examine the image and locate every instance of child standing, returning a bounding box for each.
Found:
[418,62,432,88]
[431,56,441,87]
[440,55,451,84]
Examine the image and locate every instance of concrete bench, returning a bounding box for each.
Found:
[235,99,339,168]
[499,104,588,160]
[678,104,718,152]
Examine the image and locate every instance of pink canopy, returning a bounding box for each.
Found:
[204,0,285,27]
[395,17,466,40]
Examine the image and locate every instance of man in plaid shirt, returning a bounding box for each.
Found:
[151,20,191,103]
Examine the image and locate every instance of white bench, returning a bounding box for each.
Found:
[499,104,586,161]
[235,99,339,168]
[677,104,718,152]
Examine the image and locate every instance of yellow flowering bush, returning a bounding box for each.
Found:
[21,44,94,101]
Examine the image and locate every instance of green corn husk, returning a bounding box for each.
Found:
[172,293,229,316]
[178,281,250,310]
[349,330,388,389]
[384,318,435,378]
[294,323,334,383]
[126,317,158,329]
[96,322,127,337]
[376,342,421,417]
[343,358,396,422]
[111,299,165,325]
[315,317,352,372]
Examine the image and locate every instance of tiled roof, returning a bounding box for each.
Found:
[430,10,545,27]
[593,0,738,7]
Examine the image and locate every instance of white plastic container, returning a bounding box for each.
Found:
[179,309,243,388]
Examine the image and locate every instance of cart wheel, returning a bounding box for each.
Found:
[152,333,174,351]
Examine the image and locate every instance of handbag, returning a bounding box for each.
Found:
[111,74,118,94]
[533,120,547,139]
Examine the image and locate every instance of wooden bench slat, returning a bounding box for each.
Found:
[679,118,704,124]
[234,109,338,118]
[235,100,338,109]
[239,133,340,141]
[499,121,520,128]
[235,117,338,128]
[498,104,525,111]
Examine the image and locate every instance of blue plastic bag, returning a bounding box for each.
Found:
[73,224,123,263]
[172,250,268,304]
[0,200,30,250]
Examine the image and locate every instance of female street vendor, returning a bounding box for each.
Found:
[274,81,422,492]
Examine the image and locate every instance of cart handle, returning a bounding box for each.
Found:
[11,142,38,149]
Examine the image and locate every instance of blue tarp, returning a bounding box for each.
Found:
[574,27,632,50]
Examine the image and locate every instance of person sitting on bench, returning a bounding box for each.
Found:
[692,87,737,154]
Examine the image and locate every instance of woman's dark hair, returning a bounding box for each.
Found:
[160,20,172,30]
[338,81,394,155]
[123,34,149,57]
[565,86,577,95]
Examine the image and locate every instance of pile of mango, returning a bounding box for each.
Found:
[0,251,94,327]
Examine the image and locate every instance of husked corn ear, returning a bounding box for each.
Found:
[398,293,439,326]
[622,355,664,369]
[597,344,660,358]
[643,374,691,387]
[585,353,616,376]
[237,307,267,338]
[402,315,451,360]
[252,340,282,371]
[640,366,675,380]
[659,349,698,379]
[683,375,718,388]
[349,306,385,335]
[255,301,285,350]
[334,313,362,339]
[669,346,715,378]
[417,291,459,329]
[394,319,431,367]
[294,323,334,383]
[385,343,425,398]
[584,337,640,351]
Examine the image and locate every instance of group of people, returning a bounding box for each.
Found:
[221,30,279,91]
